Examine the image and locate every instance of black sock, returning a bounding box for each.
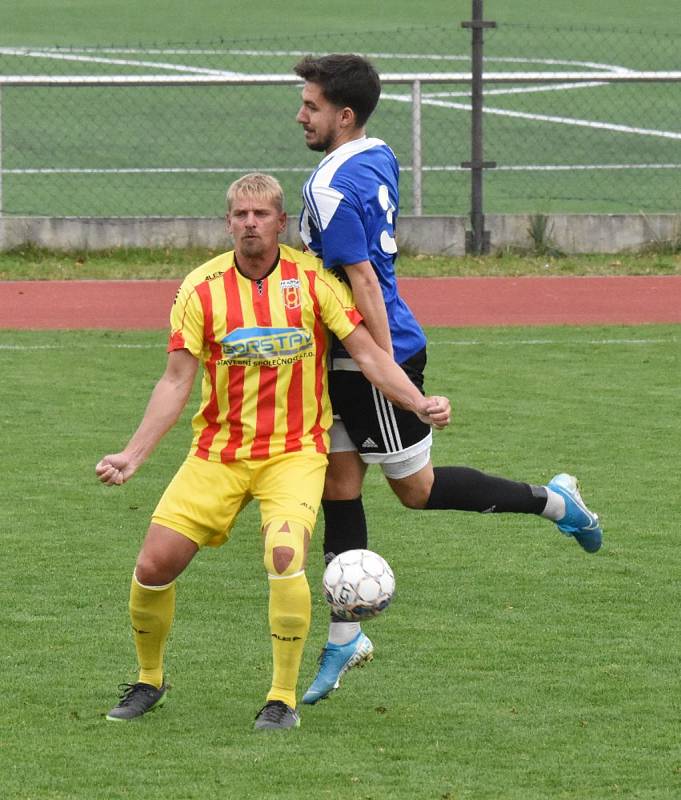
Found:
[424,466,547,514]
[322,497,368,565]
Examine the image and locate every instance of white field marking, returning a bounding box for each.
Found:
[7,162,681,177]
[3,46,676,163]
[428,337,677,346]
[6,163,681,176]
[3,166,312,175]
[2,46,632,73]
[1,337,675,352]
[0,343,161,350]
[489,163,681,171]
[413,163,681,172]
[0,47,243,76]
[383,92,681,140]
[421,81,610,98]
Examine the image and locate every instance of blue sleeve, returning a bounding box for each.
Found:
[319,197,369,269]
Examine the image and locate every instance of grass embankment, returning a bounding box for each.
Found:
[1,244,680,280]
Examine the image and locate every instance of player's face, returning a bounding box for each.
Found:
[296,81,346,153]
[227,195,286,262]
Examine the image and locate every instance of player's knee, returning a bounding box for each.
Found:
[387,467,434,510]
[135,553,170,586]
[401,493,427,510]
[135,524,196,585]
[136,547,189,585]
[390,481,430,510]
[262,518,311,577]
[322,472,360,501]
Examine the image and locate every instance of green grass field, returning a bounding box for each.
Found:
[2,3,681,796]
[1,2,680,217]
[2,1,680,46]
[2,323,680,799]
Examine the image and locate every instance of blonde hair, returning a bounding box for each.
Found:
[226,173,284,212]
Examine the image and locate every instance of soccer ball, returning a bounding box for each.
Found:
[322,549,395,621]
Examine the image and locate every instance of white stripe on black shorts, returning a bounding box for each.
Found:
[327,347,432,462]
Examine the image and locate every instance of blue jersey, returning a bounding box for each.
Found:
[299,137,427,366]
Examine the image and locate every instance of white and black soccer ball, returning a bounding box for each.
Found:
[322,549,395,621]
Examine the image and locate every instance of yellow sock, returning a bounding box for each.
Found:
[266,571,310,709]
[129,573,176,689]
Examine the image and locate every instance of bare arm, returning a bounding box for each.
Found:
[341,323,450,429]
[95,348,199,485]
[345,260,393,358]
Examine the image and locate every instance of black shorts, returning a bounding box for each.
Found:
[328,347,432,462]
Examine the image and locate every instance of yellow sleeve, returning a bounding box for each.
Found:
[167,278,204,357]
[313,268,363,340]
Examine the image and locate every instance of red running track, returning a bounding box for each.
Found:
[1,275,681,329]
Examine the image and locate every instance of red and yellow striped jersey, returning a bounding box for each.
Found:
[168,244,362,462]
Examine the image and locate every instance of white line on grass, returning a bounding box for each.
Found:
[415,163,681,173]
[0,343,160,350]
[1,337,675,352]
[421,81,610,98]
[429,337,677,346]
[382,92,681,141]
[0,46,243,76]
[3,166,313,175]
[8,163,681,176]
[4,46,675,168]
[1,47,631,73]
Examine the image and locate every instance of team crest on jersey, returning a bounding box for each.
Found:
[280,278,301,310]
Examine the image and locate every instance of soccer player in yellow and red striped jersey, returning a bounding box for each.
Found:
[168,240,356,464]
[96,173,450,730]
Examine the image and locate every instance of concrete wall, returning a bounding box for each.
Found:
[1,213,679,255]
[485,213,681,255]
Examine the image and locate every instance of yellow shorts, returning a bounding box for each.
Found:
[152,451,327,548]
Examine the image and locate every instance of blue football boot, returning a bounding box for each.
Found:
[547,473,602,553]
[302,632,374,705]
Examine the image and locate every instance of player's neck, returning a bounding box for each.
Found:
[234,249,280,281]
[326,127,366,155]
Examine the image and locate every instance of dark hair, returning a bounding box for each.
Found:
[294,53,381,128]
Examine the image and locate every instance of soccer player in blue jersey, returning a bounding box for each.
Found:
[294,53,603,705]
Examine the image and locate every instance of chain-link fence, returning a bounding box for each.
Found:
[0,22,679,218]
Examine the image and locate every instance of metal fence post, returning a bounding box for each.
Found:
[462,0,496,254]
[0,85,3,218]
[411,78,422,216]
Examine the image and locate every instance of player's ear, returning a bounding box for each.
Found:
[278,211,287,233]
[339,105,356,129]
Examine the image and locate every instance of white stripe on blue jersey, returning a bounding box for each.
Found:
[299,136,427,366]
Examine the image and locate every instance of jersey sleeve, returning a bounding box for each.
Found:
[167,278,204,357]
[310,184,369,268]
[313,268,363,340]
